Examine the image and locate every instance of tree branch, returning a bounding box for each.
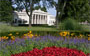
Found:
[23,1,30,16]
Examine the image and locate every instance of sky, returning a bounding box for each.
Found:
[13,1,56,17]
[47,7,56,16]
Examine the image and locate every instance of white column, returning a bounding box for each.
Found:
[41,15,43,24]
[45,15,46,24]
[35,14,36,24]
[45,16,47,24]
[42,15,43,24]
[41,15,42,24]
[40,15,41,24]
[33,14,34,24]
[36,15,38,24]
[44,15,45,24]
[43,15,44,24]
[38,15,40,24]
[37,15,39,24]
[36,15,37,24]
[39,15,40,24]
[32,15,33,24]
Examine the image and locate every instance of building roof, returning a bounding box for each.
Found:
[14,9,54,16]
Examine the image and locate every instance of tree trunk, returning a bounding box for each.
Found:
[29,15,32,27]
[29,1,34,27]
[56,0,60,29]
[56,10,59,28]
[29,9,33,27]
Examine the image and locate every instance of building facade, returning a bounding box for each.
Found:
[13,9,56,26]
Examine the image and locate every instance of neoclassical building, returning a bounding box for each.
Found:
[13,9,56,26]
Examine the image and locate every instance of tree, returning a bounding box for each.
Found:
[34,6,47,12]
[60,0,90,22]
[15,0,41,27]
[0,0,13,23]
[52,0,67,28]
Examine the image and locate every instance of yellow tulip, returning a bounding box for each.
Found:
[88,37,90,41]
[24,34,27,36]
[28,34,33,38]
[0,37,2,41]
[79,34,83,38]
[8,33,12,36]
[11,36,15,40]
[88,34,90,37]
[35,34,38,37]
[59,31,69,37]
[16,32,19,35]
[29,31,32,34]
[3,36,6,39]
[27,33,30,35]
[71,33,75,37]
[5,37,8,40]
[67,32,70,35]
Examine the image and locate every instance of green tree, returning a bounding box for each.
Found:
[51,0,67,28]
[34,6,47,12]
[60,0,90,22]
[0,0,13,23]
[41,7,47,12]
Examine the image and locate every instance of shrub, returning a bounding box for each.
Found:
[59,18,84,31]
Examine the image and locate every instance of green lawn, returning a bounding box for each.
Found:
[82,25,90,32]
[0,24,58,33]
[0,24,90,33]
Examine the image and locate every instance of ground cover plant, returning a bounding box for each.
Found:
[0,31,90,56]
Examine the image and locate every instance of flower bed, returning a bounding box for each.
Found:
[11,46,87,56]
[0,35,90,56]
[0,31,90,41]
[0,31,90,56]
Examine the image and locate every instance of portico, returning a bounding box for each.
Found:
[32,14,47,24]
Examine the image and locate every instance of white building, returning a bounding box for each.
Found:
[13,9,56,26]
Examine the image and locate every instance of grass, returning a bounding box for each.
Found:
[0,24,90,33]
[82,25,90,31]
[0,24,58,33]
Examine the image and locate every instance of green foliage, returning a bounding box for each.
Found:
[59,18,86,31]
[58,0,90,22]
[34,6,47,12]
[0,0,13,23]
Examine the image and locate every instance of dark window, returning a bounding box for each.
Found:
[18,20,22,24]
[23,19,27,24]
[15,19,17,23]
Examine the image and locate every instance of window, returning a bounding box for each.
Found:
[14,19,17,23]
[18,20,22,24]
[23,19,27,24]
